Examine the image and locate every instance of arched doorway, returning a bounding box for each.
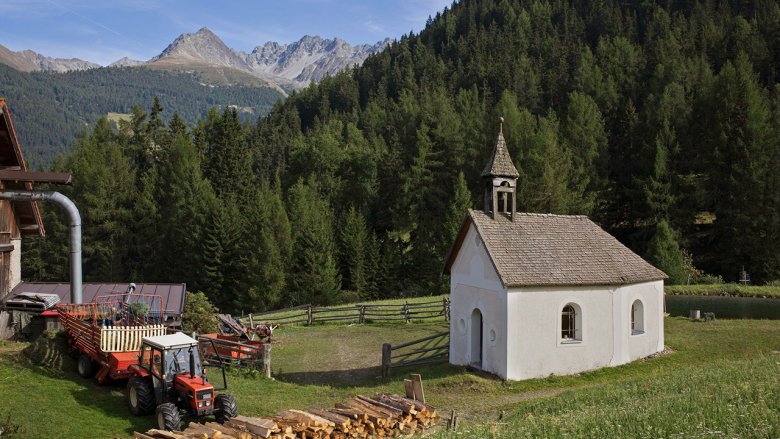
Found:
[470,308,483,368]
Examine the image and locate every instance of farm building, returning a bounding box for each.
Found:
[444,120,667,380]
[0,98,187,338]
[0,98,44,298]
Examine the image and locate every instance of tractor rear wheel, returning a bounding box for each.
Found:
[156,403,181,431]
[127,377,155,415]
[214,394,238,423]
[77,354,96,378]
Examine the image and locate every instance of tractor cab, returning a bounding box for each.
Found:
[127,332,237,431]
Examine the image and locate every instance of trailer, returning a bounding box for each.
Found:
[57,293,166,383]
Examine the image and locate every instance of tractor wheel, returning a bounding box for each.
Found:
[156,403,181,431]
[77,354,96,378]
[127,377,156,415]
[214,394,238,423]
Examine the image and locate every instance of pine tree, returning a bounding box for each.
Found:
[63,118,136,281]
[340,206,370,296]
[646,219,686,284]
[288,178,341,305]
[704,54,775,280]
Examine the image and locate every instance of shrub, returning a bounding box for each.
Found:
[338,290,362,305]
[696,274,725,285]
[182,291,219,334]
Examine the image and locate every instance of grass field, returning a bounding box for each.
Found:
[0,317,777,438]
[666,283,780,298]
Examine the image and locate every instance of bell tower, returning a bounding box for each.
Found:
[482,117,519,220]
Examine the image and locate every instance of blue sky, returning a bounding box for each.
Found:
[0,0,452,66]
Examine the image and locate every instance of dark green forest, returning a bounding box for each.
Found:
[21,0,780,313]
[0,65,284,165]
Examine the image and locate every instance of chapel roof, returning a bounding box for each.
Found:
[481,122,519,179]
[444,209,668,287]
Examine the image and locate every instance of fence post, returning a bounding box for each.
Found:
[307,305,313,326]
[403,301,410,324]
[261,344,271,378]
[444,298,450,321]
[359,305,365,324]
[381,343,392,377]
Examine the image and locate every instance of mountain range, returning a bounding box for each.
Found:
[0,27,390,90]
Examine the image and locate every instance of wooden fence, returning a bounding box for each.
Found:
[381,331,449,377]
[243,298,450,327]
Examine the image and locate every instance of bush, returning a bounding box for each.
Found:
[337,290,362,305]
[696,274,725,285]
[182,291,219,334]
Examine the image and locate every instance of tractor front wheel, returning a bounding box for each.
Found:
[77,354,96,378]
[156,403,181,431]
[127,377,155,415]
[214,394,238,423]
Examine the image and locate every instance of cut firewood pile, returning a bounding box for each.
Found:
[135,394,438,439]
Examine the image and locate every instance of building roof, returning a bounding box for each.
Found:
[5,282,187,316]
[143,332,198,350]
[444,210,667,287]
[0,98,44,236]
[481,126,519,179]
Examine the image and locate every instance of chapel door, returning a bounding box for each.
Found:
[470,308,483,368]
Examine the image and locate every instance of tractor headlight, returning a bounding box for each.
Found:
[198,401,204,408]
[205,401,211,407]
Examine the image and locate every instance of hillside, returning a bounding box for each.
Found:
[0,64,284,165]
[23,0,780,314]
[0,43,99,72]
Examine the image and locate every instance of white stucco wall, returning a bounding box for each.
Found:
[9,238,21,292]
[505,280,665,380]
[506,286,614,380]
[449,224,507,379]
[616,280,665,363]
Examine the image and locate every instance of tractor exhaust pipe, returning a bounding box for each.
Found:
[189,349,196,379]
[0,190,82,304]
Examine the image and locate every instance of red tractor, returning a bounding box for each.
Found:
[127,332,238,430]
[57,293,238,430]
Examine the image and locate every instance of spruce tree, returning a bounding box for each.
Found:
[288,178,341,305]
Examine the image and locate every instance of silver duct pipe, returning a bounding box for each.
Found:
[0,191,82,304]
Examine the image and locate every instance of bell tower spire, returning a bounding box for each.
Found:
[482,117,519,220]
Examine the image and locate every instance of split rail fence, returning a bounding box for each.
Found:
[381,331,449,377]
[243,298,450,327]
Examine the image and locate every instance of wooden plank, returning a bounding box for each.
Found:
[204,422,253,439]
[411,374,425,404]
[144,430,186,439]
[133,433,157,439]
[404,379,414,399]
[227,416,277,437]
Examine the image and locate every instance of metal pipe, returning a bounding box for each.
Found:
[0,190,82,303]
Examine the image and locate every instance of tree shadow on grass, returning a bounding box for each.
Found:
[15,334,153,436]
[67,380,155,436]
[273,361,465,388]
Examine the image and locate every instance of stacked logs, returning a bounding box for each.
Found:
[135,393,438,439]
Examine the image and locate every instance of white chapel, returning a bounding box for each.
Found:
[444,119,667,380]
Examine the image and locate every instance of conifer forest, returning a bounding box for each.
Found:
[21,0,780,313]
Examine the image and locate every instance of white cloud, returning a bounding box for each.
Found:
[363,20,386,35]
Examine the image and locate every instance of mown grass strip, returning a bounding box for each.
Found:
[665,283,780,298]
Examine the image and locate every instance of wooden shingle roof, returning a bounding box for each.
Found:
[444,210,667,287]
[481,129,519,179]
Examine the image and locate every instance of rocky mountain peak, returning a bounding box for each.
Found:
[152,26,248,70]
